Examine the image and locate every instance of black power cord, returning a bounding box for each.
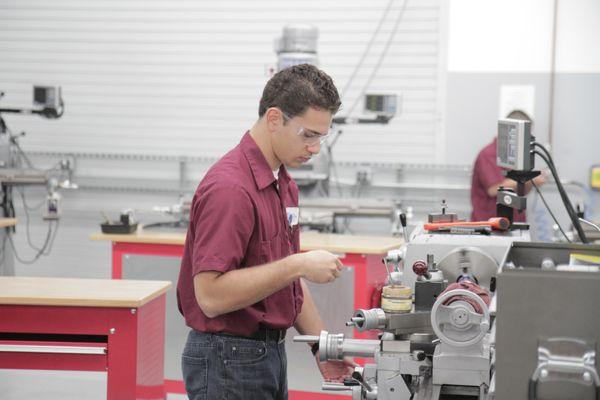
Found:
[532,143,588,243]
[531,181,570,242]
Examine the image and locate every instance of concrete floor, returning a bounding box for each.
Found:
[0,370,188,400]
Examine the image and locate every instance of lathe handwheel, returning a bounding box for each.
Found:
[430,288,490,348]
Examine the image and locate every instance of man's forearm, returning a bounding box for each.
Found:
[194,254,303,318]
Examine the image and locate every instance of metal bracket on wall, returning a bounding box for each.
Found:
[24,150,475,194]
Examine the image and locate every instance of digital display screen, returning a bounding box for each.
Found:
[497,119,533,171]
[365,94,396,115]
[33,86,57,108]
[33,87,48,105]
[497,123,518,168]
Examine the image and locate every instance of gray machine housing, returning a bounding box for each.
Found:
[495,242,600,400]
[402,226,530,290]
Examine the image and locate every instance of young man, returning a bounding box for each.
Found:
[470,109,546,222]
[177,64,354,400]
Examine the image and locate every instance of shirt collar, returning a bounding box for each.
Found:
[241,132,291,190]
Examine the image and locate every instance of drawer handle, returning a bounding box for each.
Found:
[0,344,106,355]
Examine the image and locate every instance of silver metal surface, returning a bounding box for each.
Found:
[311,331,380,362]
[385,311,433,335]
[402,227,529,291]
[437,246,498,289]
[430,289,490,348]
[0,168,48,184]
[349,308,387,332]
[293,335,319,343]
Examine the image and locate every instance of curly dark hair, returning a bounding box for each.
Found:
[258,64,341,118]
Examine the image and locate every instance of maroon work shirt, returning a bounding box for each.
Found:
[177,132,303,336]
[470,138,526,222]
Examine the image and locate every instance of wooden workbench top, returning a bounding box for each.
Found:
[0,277,172,308]
[91,230,186,245]
[91,230,404,255]
[0,218,18,228]
[299,231,404,254]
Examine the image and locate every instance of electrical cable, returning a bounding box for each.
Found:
[532,149,588,243]
[347,0,410,116]
[533,142,555,168]
[17,187,45,211]
[538,150,585,241]
[0,230,7,267]
[326,140,343,197]
[579,217,600,233]
[340,0,395,99]
[43,219,60,256]
[6,166,61,261]
[17,188,53,252]
[3,124,34,169]
[534,149,580,233]
[531,181,570,242]
[12,137,34,169]
[20,190,42,251]
[533,142,591,220]
[8,220,56,265]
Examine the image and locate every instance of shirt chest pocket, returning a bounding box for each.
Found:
[258,234,287,264]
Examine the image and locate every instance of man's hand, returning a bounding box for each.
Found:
[315,356,357,382]
[533,169,549,187]
[295,250,343,284]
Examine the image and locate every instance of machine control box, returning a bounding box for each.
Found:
[497,118,534,171]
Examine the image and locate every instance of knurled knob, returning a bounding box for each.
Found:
[412,260,428,276]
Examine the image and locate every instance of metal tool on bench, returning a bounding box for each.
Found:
[424,217,510,233]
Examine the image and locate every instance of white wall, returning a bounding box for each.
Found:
[554,0,600,72]
[448,0,600,73]
[448,0,554,72]
[0,0,446,165]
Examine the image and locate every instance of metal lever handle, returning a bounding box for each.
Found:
[346,316,365,327]
[0,344,106,354]
[293,335,319,343]
[400,213,409,242]
[322,383,352,391]
[352,371,373,393]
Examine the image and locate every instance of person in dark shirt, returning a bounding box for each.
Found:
[177,64,355,400]
[470,109,546,222]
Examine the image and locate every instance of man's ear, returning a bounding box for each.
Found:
[265,107,283,133]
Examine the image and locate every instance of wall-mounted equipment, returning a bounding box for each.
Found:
[274,24,318,71]
[496,118,534,171]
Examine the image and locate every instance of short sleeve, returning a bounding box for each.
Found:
[474,151,505,194]
[190,181,255,275]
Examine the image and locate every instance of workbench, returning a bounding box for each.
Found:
[91,229,404,399]
[0,277,171,399]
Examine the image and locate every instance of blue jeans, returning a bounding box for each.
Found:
[182,330,288,400]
